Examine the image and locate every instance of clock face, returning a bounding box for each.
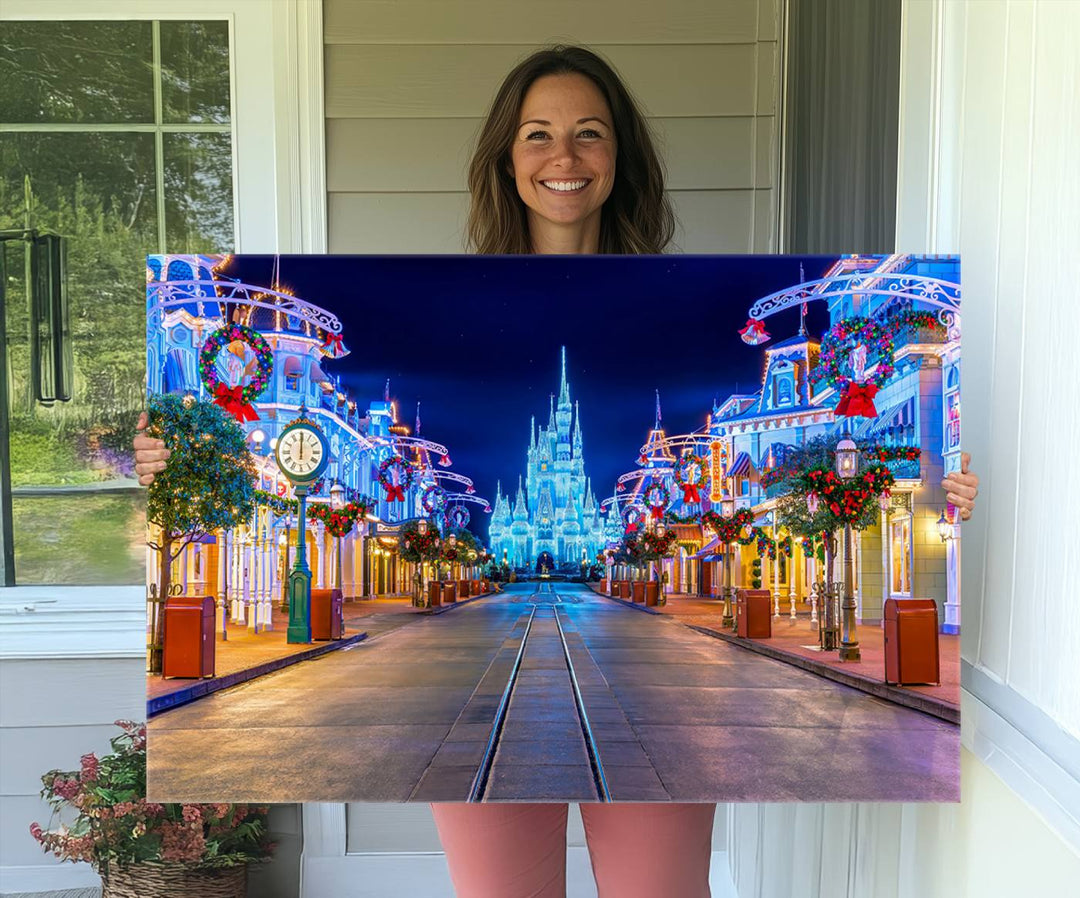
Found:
[276,425,327,481]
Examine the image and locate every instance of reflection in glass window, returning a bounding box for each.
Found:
[1,20,234,585]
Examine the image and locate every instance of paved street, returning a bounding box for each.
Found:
[147,583,959,803]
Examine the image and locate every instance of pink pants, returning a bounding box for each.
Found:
[431,803,716,898]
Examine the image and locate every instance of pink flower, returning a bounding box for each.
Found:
[181,805,202,824]
[160,821,206,863]
[80,753,99,782]
[52,777,80,801]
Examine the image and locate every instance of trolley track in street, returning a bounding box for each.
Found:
[468,583,611,802]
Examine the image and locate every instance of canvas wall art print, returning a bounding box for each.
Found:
[145,253,962,804]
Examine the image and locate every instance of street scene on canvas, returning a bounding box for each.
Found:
[145,253,962,803]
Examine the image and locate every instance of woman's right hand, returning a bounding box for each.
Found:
[133,411,170,486]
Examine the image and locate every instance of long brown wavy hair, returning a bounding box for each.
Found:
[466,46,675,254]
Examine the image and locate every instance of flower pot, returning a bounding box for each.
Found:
[102,862,247,898]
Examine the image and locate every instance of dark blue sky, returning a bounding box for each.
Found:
[221,255,838,516]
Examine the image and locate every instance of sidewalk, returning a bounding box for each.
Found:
[147,589,498,716]
[592,585,959,724]
[147,596,414,716]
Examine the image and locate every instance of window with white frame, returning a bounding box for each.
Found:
[0,19,235,585]
[889,515,912,595]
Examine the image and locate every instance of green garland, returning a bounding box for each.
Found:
[701,507,756,544]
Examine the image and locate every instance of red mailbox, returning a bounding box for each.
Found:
[311,588,343,640]
[736,589,772,638]
[428,581,442,607]
[884,599,940,685]
[163,595,215,679]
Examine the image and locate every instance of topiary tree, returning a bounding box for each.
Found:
[145,394,256,672]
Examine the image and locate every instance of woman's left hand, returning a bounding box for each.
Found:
[941,451,979,521]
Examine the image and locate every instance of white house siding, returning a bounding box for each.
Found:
[324,0,781,254]
[0,590,144,897]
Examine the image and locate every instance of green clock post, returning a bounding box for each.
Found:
[275,411,330,644]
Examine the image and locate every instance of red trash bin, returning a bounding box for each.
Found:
[645,582,659,607]
[884,599,940,685]
[443,582,457,604]
[458,580,470,599]
[631,581,646,604]
[619,580,631,599]
[311,588,343,640]
[736,589,772,638]
[428,581,442,607]
[163,595,215,679]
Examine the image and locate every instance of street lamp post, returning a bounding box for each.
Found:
[656,521,667,605]
[835,437,862,662]
[720,488,735,629]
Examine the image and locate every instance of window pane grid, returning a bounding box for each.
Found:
[1,19,234,584]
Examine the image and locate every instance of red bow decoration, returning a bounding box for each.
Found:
[835,382,880,418]
[213,383,258,422]
[383,482,406,502]
[616,483,626,492]
[639,453,648,465]
[650,504,664,520]
[739,318,770,345]
[321,332,344,354]
[466,485,475,494]
[439,454,452,467]
[681,484,701,504]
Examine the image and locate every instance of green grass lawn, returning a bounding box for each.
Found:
[13,492,145,585]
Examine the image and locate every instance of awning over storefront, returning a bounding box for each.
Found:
[853,396,915,440]
[671,523,703,544]
[694,536,721,559]
[728,451,753,477]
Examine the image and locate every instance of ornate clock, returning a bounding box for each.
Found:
[275,420,330,484]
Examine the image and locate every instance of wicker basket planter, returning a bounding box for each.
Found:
[101,862,247,898]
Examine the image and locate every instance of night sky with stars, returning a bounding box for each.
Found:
[218,254,839,523]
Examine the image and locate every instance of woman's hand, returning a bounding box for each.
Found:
[133,411,170,486]
[941,451,979,521]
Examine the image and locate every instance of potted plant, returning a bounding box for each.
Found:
[30,720,274,897]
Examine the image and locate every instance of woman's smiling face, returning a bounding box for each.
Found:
[509,73,617,241]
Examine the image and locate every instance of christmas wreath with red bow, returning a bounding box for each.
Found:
[199,323,273,422]
[673,453,708,504]
[642,481,670,519]
[421,484,448,516]
[818,316,894,418]
[447,504,471,530]
[378,455,415,502]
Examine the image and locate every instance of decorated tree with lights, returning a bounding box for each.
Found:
[145,394,256,673]
[768,433,915,579]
